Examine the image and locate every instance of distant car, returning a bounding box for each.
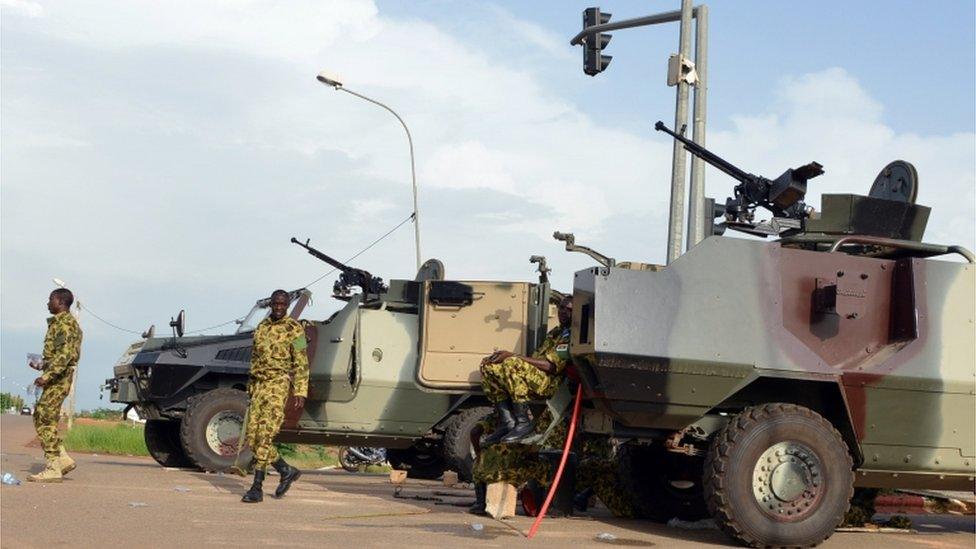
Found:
[20,406,31,416]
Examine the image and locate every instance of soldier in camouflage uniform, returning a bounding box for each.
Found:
[480,295,573,444]
[241,289,309,503]
[469,408,634,518]
[29,288,83,483]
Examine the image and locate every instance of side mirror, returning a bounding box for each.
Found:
[169,310,185,338]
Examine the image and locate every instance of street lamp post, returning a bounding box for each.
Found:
[316,72,422,271]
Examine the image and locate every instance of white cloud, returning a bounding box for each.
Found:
[1,0,44,18]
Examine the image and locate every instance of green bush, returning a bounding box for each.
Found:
[76,407,126,420]
[64,422,148,456]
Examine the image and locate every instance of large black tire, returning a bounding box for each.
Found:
[387,439,445,480]
[179,388,252,472]
[616,442,709,522]
[442,406,493,482]
[144,419,193,468]
[703,403,854,548]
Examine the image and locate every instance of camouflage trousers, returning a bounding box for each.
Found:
[34,371,74,460]
[480,357,559,404]
[577,458,635,518]
[246,376,290,470]
[473,442,551,486]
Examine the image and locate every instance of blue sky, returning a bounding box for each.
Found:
[2,0,974,410]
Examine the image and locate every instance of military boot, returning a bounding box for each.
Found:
[481,400,516,445]
[241,470,265,503]
[272,457,301,498]
[500,402,534,443]
[468,482,488,516]
[58,446,76,476]
[27,458,63,483]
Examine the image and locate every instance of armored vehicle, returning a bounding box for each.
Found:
[566,123,975,547]
[106,252,556,480]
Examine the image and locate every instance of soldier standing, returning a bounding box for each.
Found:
[241,289,309,503]
[479,295,573,444]
[28,288,82,483]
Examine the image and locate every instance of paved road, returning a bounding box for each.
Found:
[1,415,973,548]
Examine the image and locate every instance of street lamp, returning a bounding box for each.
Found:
[316,71,422,271]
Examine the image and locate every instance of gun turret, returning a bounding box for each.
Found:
[655,121,823,235]
[290,238,387,298]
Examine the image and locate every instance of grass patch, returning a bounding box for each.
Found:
[62,423,384,472]
[64,422,149,456]
[277,443,341,470]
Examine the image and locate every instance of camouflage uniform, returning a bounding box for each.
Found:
[472,411,635,517]
[480,326,570,404]
[472,411,553,486]
[34,312,82,460]
[575,437,636,518]
[246,316,309,470]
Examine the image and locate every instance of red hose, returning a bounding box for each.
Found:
[526,383,584,539]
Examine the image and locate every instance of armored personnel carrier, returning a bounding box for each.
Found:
[566,123,975,547]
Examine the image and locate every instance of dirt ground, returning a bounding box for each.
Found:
[2,415,973,548]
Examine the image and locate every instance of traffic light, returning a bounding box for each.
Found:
[582,7,612,76]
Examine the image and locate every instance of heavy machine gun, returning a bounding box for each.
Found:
[291,237,387,298]
[655,121,824,236]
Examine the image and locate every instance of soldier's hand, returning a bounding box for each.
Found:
[291,396,306,411]
[34,376,47,388]
[492,351,515,363]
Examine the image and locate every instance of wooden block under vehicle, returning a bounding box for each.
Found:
[389,470,408,484]
[442,470,459,487]
[485,482,518,519]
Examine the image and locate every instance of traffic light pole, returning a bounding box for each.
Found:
[572,3,709,264]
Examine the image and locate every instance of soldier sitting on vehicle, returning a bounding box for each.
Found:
[479,295,573,445]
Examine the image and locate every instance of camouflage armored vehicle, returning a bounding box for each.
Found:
[106,250,556,480]
[565,123,975,547]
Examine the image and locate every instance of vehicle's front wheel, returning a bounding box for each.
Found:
[144,419,193,468]
[180,388,252,472]
[441,406,493,482]
[703,403,854,547]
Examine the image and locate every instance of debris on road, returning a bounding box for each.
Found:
[595,533,617,542]
[127,502,148,508]
[470,523,484,532]
[174,486,191,493]
[2,473,22,486]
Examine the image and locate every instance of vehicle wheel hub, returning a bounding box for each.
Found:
[205,411,243,456]
[752,441,823,521]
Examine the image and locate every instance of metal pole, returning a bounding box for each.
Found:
[687,4,709,250]
[337,87,422,271]
[666,0,694,264]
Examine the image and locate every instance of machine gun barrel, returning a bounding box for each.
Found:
[290,237,387,297]
[654,121,751,183]
[290,237,349,272]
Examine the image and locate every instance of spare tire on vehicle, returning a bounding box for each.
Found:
[179,388,252,472]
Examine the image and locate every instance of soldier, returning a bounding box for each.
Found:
[241,289,309,503]
[28,288,82,483]
[479,295,572,444]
